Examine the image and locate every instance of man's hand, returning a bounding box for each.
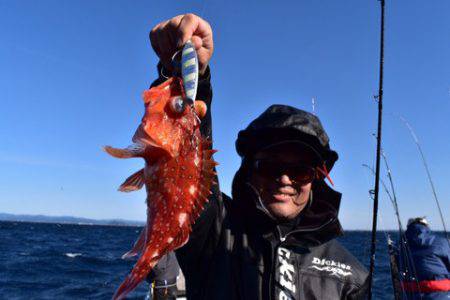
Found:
[150,14,213,75]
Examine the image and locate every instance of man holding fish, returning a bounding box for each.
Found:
[147,13,370,299]
[113,13,369,299]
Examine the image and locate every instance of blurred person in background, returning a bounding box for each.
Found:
[400,217,450,300]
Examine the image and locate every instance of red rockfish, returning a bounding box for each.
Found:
[104,77,217,299]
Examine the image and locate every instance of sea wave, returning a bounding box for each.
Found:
[65,253,82,258]
[1,221,397,299]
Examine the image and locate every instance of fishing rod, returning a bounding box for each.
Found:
[363,161,423,299]
[380,150,403,231]
[363,164,394,213]
[364,164,404,300]
[363,172,400,300]
[399,116,450,246]
[380,148,423,298]
[368,0,385,298]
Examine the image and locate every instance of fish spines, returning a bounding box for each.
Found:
[183,137,218,225]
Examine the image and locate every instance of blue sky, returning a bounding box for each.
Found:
[0,0,449,229]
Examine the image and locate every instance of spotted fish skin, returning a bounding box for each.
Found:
[104,77,217,300]
[181,40,198,102]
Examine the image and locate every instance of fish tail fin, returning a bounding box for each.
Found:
[119,168,145,192]
[103,143,145,159]
[112,247,162,300]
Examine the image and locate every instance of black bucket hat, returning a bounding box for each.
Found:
[236,104,338,172]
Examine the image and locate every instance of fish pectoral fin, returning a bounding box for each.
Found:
[119,169,145,192]
[103,143,146,159]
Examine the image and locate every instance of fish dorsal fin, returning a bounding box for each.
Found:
[191,138,218,221]
[119,169,145,192]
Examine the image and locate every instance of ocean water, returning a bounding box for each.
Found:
[1,221,395,299]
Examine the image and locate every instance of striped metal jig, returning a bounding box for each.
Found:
[180,40,199,103]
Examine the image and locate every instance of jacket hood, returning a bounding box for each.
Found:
[230,161,343,247]
[236,104,338,171]
[405,223,435,247]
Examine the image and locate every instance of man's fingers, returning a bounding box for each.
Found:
[149,13,213,74]
[166,16,183,46]
[176,14,199,48]
[190,36,203,51]
[156,22,173,58]
[149,25,162,56]
[194,17,213,43]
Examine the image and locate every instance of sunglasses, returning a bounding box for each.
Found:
[252,159,317,184]
[252,159,334,186]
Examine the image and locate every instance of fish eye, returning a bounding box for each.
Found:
[169,97,186,114]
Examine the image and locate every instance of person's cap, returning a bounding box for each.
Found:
[255,140,324,163]
[407,217,429,227]
[236,104,338,171]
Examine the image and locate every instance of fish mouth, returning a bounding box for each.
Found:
[132,124,162,149]
[135,135,160,148]
[132,124,178,158]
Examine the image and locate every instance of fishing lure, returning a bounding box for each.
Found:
[181,40,199,102]
[104,41,217,299]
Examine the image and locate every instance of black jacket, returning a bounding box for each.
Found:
[152,66,369,300]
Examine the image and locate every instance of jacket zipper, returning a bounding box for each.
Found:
[269,218,335,300]
[277,217,335,242]
[269,242,277,300]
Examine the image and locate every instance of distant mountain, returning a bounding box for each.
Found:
[0,213,144,226]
